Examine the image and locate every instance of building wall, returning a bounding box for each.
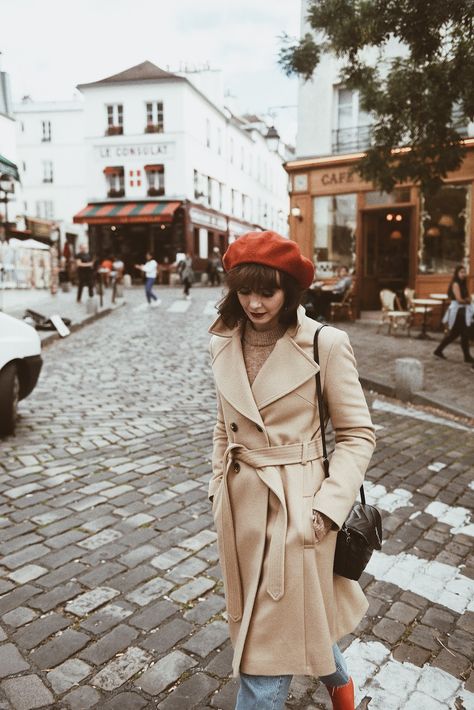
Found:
[14,100,87,240]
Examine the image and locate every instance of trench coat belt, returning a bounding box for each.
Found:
[220,439,324,622]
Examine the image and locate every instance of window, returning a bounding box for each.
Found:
[36,200,54,219]
[42,160,53,183]
[219,182,223,211]
[231,189,236,215]
[106,104,123,135]
[207,177,212,206]
[333,87,372,153]
[217,128,222,155]
[145,164,165,196]
[193,169,200,199]
[313,194,357,277]
[104,166,125,197]
[419,184,471,274]
[41,120,51,142]
[206,119,211,148]
[145,101,164,133]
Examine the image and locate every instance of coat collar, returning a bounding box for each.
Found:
[209,306,320,421]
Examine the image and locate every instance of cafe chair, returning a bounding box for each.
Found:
[377,289,411,335]
[329,285,355,322]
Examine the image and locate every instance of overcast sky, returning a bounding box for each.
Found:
[1,0,302,143]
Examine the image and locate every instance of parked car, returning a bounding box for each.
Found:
[0,313,43,436]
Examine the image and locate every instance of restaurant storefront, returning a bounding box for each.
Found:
[73,199,258,276]
[286,140,474,311]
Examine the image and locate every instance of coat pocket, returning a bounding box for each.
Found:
[303,496,316,548]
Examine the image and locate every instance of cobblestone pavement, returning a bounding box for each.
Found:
[0,287,473,709]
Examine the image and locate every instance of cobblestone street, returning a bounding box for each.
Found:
[1,287,473,709]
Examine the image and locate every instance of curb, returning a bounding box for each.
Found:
[360,375,474,423]
[40,301,125,348]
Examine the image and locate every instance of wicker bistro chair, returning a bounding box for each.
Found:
[377,289,412,335]
[329,285,355,322]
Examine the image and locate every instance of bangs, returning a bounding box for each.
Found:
[225,263,280,292]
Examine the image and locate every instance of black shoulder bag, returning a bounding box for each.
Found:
[313,326,382,581]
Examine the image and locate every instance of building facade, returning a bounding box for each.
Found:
[286,1,474,310]
[14,98,87,250]
[0,65,20,233]
[71,61,290,273]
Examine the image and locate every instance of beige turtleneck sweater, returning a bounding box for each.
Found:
[242,321,287,385]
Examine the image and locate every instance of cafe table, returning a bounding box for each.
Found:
[411,298,443,339]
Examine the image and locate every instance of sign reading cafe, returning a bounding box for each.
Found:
[96,143,175,159]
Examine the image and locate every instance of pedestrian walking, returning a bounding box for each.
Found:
[434,265,473,363]
[135,252,159,306]
[75,244,94,302]
[207,247,222,286]
[208,231,376,710]
[180,253,194,299]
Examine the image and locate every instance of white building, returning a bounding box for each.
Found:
[0,65,20,230]
[71,60,290,272]
[14,97,87,249]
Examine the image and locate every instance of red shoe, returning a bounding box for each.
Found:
[326,677,355,710]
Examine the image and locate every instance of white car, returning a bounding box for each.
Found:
[0,312,43,436]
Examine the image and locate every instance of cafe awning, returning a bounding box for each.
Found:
[73,201,181,225]
[0,154,20,181]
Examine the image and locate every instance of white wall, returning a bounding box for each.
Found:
[14,100,87,240]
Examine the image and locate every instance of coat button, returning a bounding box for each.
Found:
[233,462,241,473]
[230,422,238,432]
[256,424,263,432]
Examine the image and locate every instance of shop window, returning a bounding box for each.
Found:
[207,231,214,257]
[193,227,200,255]
[106,104,123,136]
[104,166,125,197]
[419,184,470,274]
[145,164,164,196]
[41,120,51,142]
[145,101,164,133]
[313,194,357,277]
[42,160,53,183]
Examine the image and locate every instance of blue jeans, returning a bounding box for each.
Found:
[235,643,349,710]
[145,277,157,303]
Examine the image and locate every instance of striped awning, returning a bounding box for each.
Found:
[73,201,180,225]
[0,154,20,181]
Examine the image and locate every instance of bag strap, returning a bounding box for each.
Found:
[313,326,365,505]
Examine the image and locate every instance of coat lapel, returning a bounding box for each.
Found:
[210,326,264,426]
[209,307,320,421]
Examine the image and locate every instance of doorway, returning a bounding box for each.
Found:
[360,207,412,309]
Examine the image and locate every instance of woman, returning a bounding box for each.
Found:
[208,232,376,710]
[434,265,473,363]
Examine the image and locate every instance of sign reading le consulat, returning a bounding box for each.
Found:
[96,143,174,159]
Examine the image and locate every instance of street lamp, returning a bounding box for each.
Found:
[0,174,15,239]
[265,125,280,152]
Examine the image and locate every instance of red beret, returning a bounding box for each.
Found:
[223,231,314,289]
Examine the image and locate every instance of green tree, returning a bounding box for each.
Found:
[279,0,474,194]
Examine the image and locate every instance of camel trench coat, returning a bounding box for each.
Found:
[208,306,376,677]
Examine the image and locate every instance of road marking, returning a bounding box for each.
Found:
[167,300,191,313]
[372,399,472,431]
[366,550,473,613]
[345,639,473,709]
[423,501,473,537]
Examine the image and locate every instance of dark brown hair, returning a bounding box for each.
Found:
[217,263,304,329]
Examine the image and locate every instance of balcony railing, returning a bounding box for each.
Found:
[333,111,469,155]
[107,188,125,198]
[144,124,163,134]
[147,187,165,197]
[332,126,372,154]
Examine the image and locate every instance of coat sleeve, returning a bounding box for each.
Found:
[312,329,376,529]
[208,338,229,500]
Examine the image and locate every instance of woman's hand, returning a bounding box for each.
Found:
[312,510,333,542]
